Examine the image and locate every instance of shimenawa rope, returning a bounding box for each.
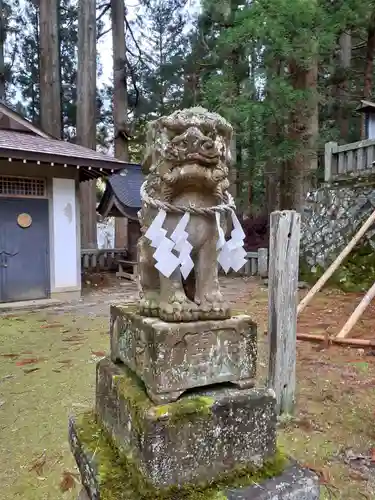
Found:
[140,181,236,217]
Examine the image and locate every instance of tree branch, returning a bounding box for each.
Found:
[97,27,111,39]
[97,3,110,22]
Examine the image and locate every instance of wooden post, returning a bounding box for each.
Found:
[336,281,375,339]
[324,141,337,183]
[258,247,268,278]
[267,211,301,415]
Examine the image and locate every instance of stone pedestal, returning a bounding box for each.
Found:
[96,358,276,487]
[70,413,319,500]
[70,306,319,500]
[110,305,257,403]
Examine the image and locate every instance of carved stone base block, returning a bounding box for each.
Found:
[110,305,257,403]
[95,358,276,488]
[70,414,320,500]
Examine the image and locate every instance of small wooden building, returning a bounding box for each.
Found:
[0,103,125,304]
[97,165,143,260]
[357,100,375,140]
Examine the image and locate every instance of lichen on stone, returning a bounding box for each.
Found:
[75,412,288,500]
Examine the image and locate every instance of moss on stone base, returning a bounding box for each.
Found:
[75,412,287,500]
[300,241,375,292]
[111,362,216,433]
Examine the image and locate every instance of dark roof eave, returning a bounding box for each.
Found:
[0,147,124,172]
[356,100,375,113]
[97,192,140,220]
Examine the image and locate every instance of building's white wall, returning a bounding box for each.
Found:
[52,178,79,290]
[368,113,375,139]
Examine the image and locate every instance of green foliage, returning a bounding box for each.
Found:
[300,242,375,292]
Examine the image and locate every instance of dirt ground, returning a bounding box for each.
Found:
[1,276,375,499]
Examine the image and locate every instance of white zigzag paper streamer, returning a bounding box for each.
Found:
[144,209,180,278]
[170,212,194,279]
[217,211,247,273]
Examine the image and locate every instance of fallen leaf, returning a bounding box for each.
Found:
[91,350,106,357]
[0,374,14,383]
[29,451,46,476]
[52,369,61,373]
[295,417,313,432]
[1,353,19,358]
[16,358,44,367]
[370,448,375,462]
[62,336,84,342]
[40,323,63,329]
[24,367,40,374]
[303,464,330,484]
[59,470,80,492]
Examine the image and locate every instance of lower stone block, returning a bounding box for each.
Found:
[95,357,276,488]
[70,413,320,500]
[110,305,257,403]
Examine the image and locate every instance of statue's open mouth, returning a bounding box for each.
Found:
[185,151,219,166]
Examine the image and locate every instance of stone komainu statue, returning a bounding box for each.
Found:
[137,107,237,322]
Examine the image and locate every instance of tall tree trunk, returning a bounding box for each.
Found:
[361,13,375,139]
[77,0,97,249]
[337,32,351,141]
[0,0,5,101]
[39,0,61,138]
[280,55,318,212]
[264,58,282,219]
[111,0,129,248]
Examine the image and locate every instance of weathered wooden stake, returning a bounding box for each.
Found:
[267,210,301,415]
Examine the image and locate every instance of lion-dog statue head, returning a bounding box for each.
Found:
[142,107,233,203]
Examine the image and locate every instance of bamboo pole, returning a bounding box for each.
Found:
[297,332,375,347]
[297,209,375,316]
[336,281,375,338]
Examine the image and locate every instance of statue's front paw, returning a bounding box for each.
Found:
[159,294,199,322]
[195,291,231,320]
[139,291,160,317]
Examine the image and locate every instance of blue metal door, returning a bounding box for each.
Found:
[0,198,50,302]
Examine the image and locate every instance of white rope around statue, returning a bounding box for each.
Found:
[140,181,236,217]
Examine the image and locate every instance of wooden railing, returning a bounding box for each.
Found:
[81,248,127,272]
[81,247,269,277]
[325,139,375,182]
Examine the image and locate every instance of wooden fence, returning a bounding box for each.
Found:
[81,248,127,272]
[81,247,269,277]
[325,139,375,182]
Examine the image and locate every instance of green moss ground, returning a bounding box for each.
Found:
[1,279,375,499]
[74,412,287,500]
[0,310,109,500]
